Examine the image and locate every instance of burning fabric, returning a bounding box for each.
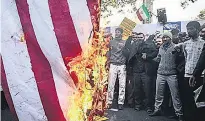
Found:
[67,30,109,121]
[66,0,109,120]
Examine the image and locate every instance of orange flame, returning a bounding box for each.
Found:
[67,30,109,121]
[67,0,110,120]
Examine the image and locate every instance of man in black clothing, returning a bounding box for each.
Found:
[189,43,205,121]
[145,35,159,109]
[128,33,158,114]
[123,32,138,107]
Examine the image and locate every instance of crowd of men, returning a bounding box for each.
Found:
[106,21,205,121]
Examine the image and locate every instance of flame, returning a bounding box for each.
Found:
[20,33,25,42]
[67,30,109,121]
[67,1,110,120]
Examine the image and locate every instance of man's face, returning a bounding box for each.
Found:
[132,33,138,41]
[172,37,179,44]
[162,35,171,43]
[200,28,205,39]
[137,34,145,41]
[156,37,163,48]
[115,30,122,39]
[187,26,199,39]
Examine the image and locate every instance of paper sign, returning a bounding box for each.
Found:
[119,17,137,40]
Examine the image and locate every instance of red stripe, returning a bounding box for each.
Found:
[1,57,19,121]
[48,0,82,84]
[137,9,143,21]
[15,0,66,121]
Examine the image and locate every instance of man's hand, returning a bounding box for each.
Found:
[142,53,147,60]
[189,76,196,87]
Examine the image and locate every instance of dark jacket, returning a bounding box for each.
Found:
[173,45,186,75]
[193,44,205,103]
[172,45,186,82]
[193,44,205,78]
[151,48,160,77]
[128,38,158,76]
[122,36,132,60]
[143,38,159,76]
[122,36,133,75]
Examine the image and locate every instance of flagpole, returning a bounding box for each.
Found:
[143,0,145,24]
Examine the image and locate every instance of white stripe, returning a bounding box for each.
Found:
[1,0,48,121]
[66,0,93,51]
[139,7,147,20]
[27,0,76,118]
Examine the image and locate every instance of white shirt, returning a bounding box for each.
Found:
[183,38,205,77]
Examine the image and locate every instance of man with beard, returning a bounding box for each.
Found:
[106,28,126,110]
[144,34,159,109]
[128,33,158,114]
[123,32,138,107]
[149,31,183,121]
[179,21,205,121]
[155,33,163,48]
[171,28,180,44]
[178,32,188,43]
[198,23,205,85]
[200,23,205,41]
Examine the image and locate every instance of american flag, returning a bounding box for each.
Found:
[1,0,98,120]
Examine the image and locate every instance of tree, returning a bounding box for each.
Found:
[101,0,199,18]
[101,0,137,14]
[100,0,201,26]
[180,0,198,9]
[100,0,138,25]
[197,9,205,20]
